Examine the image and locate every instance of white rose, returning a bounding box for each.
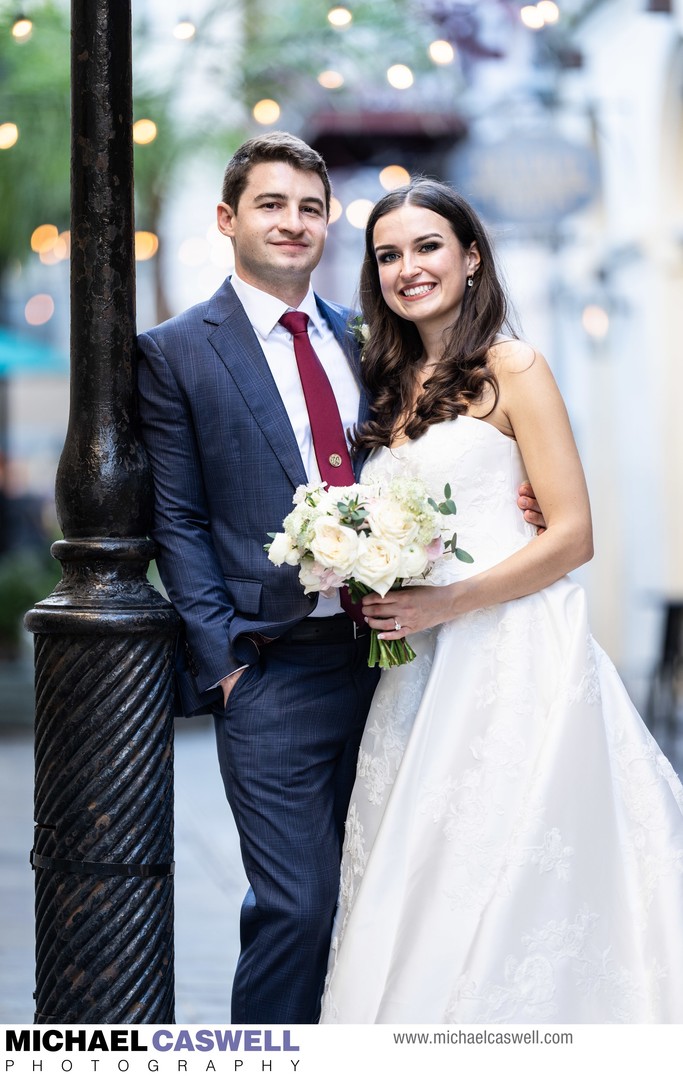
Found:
[353,534,401,597]
[267,531,300,567]
[367,499,419,545]
[325,483,364,502]
[397,542,429,579]
[294,481,327,504]
[309,517,360,575]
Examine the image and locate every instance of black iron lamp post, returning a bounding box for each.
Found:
[24,0,179,1023]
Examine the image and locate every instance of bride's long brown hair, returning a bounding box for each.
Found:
[353,180,514,452]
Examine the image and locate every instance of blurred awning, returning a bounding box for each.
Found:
[0,328,68,377]
[306,110,468,169]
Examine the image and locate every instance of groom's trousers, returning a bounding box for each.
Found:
[213,617,380,1024]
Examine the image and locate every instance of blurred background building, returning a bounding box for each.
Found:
[0,0,682,750]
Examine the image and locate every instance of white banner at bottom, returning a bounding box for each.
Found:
[3,1023,682,1075]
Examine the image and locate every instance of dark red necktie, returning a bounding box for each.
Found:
[279,311,355,485]
[279,310,364,626]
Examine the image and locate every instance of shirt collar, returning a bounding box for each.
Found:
[230,272,325,340]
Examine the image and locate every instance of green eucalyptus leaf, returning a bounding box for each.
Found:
[455,548,474,564]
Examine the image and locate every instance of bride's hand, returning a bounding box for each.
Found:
[361,584,466,639]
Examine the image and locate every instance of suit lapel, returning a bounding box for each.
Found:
[315,296,371,427]
[205,281,307,489]
[205,281,371,487]
[316,297,371,477]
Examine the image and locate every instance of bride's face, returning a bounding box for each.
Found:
[372,204,480,337]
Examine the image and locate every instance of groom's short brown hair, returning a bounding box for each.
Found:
[221,131,331,216]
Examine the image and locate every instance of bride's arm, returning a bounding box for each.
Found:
[362,345,593,637]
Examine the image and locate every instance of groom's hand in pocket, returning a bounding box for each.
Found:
[517,482,546,533]
[220,668,246,708]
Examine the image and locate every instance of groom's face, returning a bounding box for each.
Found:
[217,161,329,303]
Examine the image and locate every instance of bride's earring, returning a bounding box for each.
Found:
[467,275,474,287]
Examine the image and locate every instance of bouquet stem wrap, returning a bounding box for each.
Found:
[348,581,417,668]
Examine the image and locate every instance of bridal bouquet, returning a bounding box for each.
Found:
[265,477,472,669]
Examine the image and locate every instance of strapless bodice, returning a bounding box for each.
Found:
[361,416,537,583]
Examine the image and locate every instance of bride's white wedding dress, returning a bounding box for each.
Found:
[320,416,683,1024]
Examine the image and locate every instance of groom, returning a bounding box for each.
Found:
[137,131,544,1023]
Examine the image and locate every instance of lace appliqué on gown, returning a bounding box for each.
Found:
[449,904,667,1023]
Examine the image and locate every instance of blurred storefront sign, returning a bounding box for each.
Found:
[450,133,600,225]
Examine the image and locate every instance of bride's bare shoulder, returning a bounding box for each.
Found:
[488,337,538,376]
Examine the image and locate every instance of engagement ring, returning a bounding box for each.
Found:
[394,619,402,631]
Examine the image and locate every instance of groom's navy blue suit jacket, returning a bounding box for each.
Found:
[137,276,369,717]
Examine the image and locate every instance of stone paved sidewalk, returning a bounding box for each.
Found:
[0,720,246,1024]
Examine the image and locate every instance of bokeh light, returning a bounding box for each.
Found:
[173,19,196,40]
[31,226,70,265]
[133,119,158,145]
[253,99,281,125]
[135,231,159,261]
[207,224,235,269]
[318,70,345,89]
[178,237,210,267]
[428,40,455,65]
[520,5,545,29]
[11,17,33,42]
[537,1,560,24]
[327,7,352,28]
[387,64,414,89]
[39,232,70,265]
[0,123,19,150]
[25,294,55,326]
[53,231,71,261]
[328,196,343,224]
[581,304,610,340]
[345,199,374,229]
[379,165,411,190]
[30,224,59,254]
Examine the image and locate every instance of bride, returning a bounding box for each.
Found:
[319,179,683,1024]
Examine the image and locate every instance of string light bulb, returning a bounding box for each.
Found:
[253,99,281,125]
[318,70,345,89]
[520,2,560,28]
[581,304,609,340]
[537,1,560,23]
[520,5,544,28]
[428,40,455,65]
[328,197,343,224]
[173,18,196,41]
[0,123,19,149]
[345,199,373,229]
[25,294,55,326]
[133,119,158,145]
[135,232,159,261]
[387,64,414,89]
[379,165,410,190]
[327,7,352,28]
[11,15,33,42]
